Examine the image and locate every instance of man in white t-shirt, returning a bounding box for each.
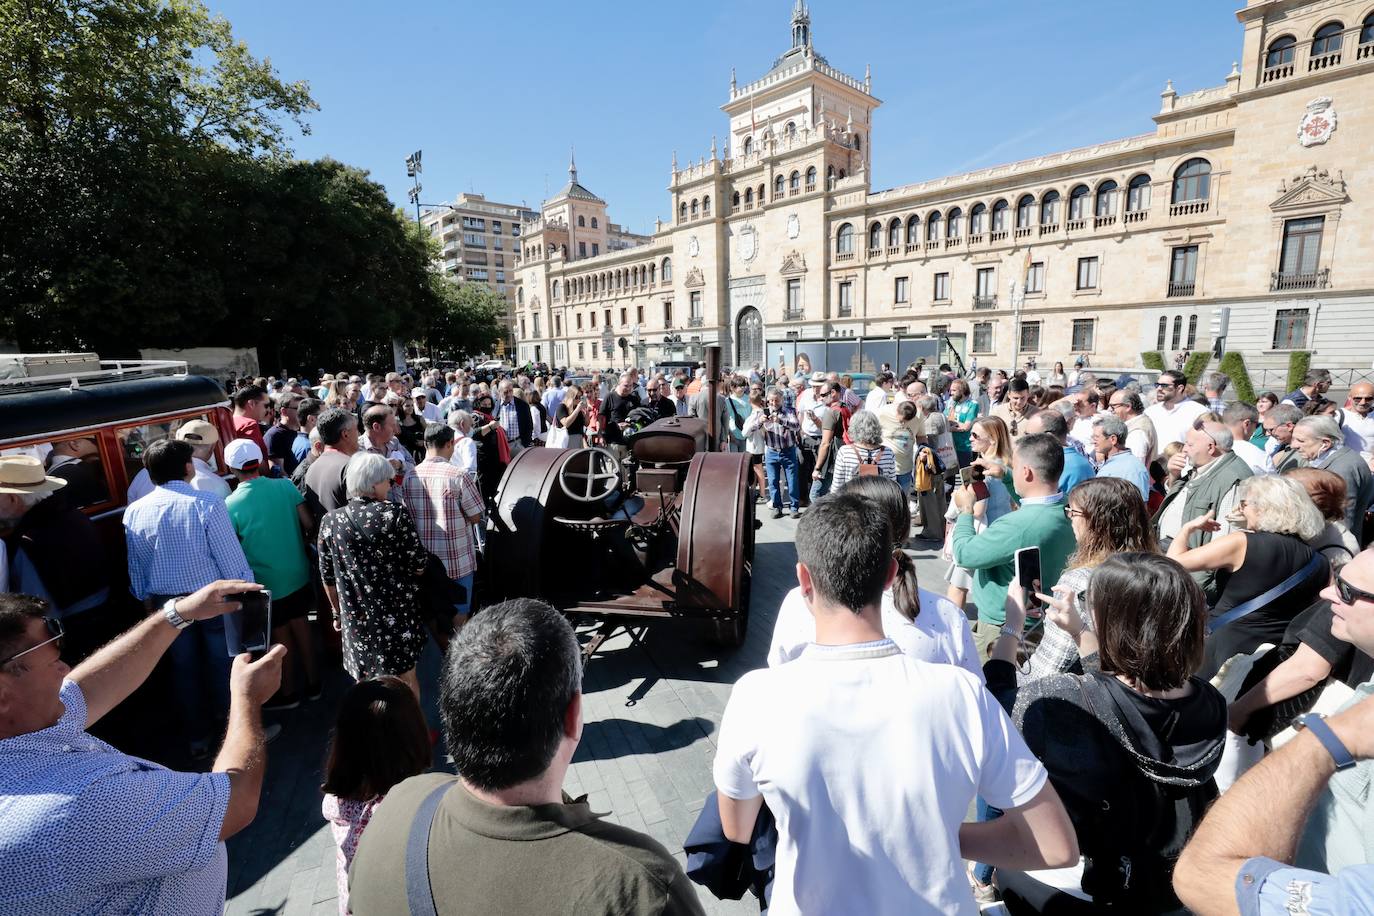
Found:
[1145,370,1208,447]
[1342,382,1374,461]
[713,494,1077,915]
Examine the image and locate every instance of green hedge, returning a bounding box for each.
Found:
[1182,351,1211,386]
[1141,351,1167,372]
[1218,351,1257,404]
[1286,351,1311,394]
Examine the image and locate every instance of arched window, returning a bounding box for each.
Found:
[1266,35,1297,68]
[1363,13,1374,45]
[732,191,741,208]
[1172,159,1211,203]
[991,199,1009,232]
[836,223,854,254]
[1068,185,1090,220]
[887,218,902,248]
[661,258,672,281]
[561,244,568,259]
[742,136,753,155]
[926,211,942,242]
[774,175,785,197]
[1015,194,1034,229]
[679,202,688,221]
[702,195,711,215]
[758,184,766,202]
[868,222,882,251]
[969,203,987,235]
[1094,180,1118,217]
[854,133,862,151]
[1156,316,1168,351]
[789,171,800,191]
[690,199,699,218]
[1127,174,1152,212]
[745,187,753,205]
[806,166,817,187]
[553,280,561,299]
[826,165,836,186]
[1312,21,1344,55]
[648,264,655,283]
[946,207,962,238]
[517,287,523,305]
[905,214,920,244]
[578,214,586,227]
[1187,314,1199,349]
[631,267,638,287]
[785,121,797,139]
[1171,315,1183,351]
[1039,190,1060,225]
[591,217,598,229]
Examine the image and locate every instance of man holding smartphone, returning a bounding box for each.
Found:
[0,581,284,914]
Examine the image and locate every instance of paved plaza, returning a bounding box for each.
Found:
[223,509,952,915]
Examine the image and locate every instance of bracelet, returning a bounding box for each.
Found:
[998,624,1023,643]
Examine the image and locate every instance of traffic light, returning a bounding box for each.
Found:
[1209,306,1231,357]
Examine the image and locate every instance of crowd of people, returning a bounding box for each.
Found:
[3,353,1374,914]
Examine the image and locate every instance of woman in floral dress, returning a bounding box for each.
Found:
[319,452,429,696]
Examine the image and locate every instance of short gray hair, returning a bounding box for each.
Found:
[448,409,473,432]
[1093,415,1128,442]
[848,410,883,447]
[345,452,395,499]
[1207,372,1230,394]
[915,395,938,414]
[1223,401,1259,426]
[1198,420,1234,452]
[1269,403,1303,426]
[1296,415,1343,444]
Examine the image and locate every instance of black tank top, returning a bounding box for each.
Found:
[1212,531,1322,617]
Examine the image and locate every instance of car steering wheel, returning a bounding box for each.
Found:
[558,447,623,503]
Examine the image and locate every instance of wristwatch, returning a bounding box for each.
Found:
[1296,713,1357,771]
[161,597,193,631]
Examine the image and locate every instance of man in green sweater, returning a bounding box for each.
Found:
[952,433,1077,658]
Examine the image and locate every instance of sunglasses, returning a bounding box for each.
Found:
[1335,575,1374,607]
[1351,396,1374,402]
[0,616,64,667]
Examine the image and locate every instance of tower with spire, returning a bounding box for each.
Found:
[791,0,811,51]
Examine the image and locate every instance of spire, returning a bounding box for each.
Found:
[730,66,737,93]
[791,0,811,50]
[711,135,718,159]
[864,63,871,93]
[671,149,678,172]
[568,146,577,183]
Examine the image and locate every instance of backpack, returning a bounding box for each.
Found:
[854,445,881,477]
[912,446,938,493]
[835,404,854,445]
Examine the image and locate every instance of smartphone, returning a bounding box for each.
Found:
[959,466,975,486]
[224,590,272,657]
[1015,547,1043,611]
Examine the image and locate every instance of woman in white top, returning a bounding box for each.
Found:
[446,409,479,480]
[767,476,981,678]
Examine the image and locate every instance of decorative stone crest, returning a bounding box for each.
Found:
[779,250,807,275]
[787,213,801,239]
[1298,97,1337,148]
[684,267,706,288]
[737,223,759,262]
[1272,165,1348,212]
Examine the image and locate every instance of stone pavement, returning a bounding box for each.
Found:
[225,508,954,916]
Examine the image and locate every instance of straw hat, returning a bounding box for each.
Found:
[0,455,68,495]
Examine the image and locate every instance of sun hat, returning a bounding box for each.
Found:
[223,439,264,471]
[809,371,827,385]
[0,455,67,495]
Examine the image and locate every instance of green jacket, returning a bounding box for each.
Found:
[952,501,1077,626]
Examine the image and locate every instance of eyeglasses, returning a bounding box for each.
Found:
[0,616,64,667]
[1108,402,1129,410]
[1062,505,1087,520]
[1352,396,1374,402]
[1335,575,1374,607]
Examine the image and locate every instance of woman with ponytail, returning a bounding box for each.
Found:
[766,477,980,677]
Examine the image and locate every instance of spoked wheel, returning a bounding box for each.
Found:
[557,446,623,503]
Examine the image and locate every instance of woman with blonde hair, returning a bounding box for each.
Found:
[942,416,1015,607]
[553,385,588,449]
[1285,466,1359,571]
[1168,474,1328,680]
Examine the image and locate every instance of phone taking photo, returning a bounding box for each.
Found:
[224,590,272,658]
[1015,547,1043,611]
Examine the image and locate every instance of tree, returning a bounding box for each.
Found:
[422,279,508,360]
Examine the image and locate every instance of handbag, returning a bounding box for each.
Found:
[547,425,568,449]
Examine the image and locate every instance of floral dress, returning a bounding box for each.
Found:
[322,793,385,915]
[318,497,428,679]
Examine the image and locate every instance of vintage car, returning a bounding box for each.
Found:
[483,414,756,652]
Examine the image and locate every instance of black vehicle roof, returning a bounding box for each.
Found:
[0,375,229,444]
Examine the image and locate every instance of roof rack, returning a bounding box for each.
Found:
[0,356,190,394]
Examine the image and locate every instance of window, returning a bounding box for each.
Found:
[1273,308,1310,349]
[905,215,920,244]
[973,322,993,353]
[590,311,597,328]
[637,305,644,324]
[1156,316,1168,350]
[578,343,585,359]
[868,222,882,251]
[1025,262,1045,294]
[836,223,854,254]
[933,272,950,300]
[1015,195,1034,229]
[620,308,627,326]
[661,257,672,281]
[1068,185,1090,220]
[806,166,817,187]
[679,202,688,222]
[927,212,942,242]
[689,292,702,320]
[1169,245,1198,295]
[1267,35,1297,68]
[887,218,901,248]
[1076,257,1099,290]
[1094,181,1118,218]
[702,195,711,215]
[1187,314,1198,349]
[976,267,995,298]
[591,243,599,256]
[495,270,505,282]
[553,280,560,299]
[491,222,502,235]
[691,199,699,218]
[1279,216,1324,277]
[532,314,541,337]
[1364,13,1374,45]
[1039,191,1060,225]
[732,191,741,209]
[1071,319,1095,352]
[1171,315,1183,350]
[1019,321,1041,354]
[603,309,611,326]
[664,300,673,326]
[992,199,1009,232]
[894,276,909,304]
[790,171,800,192]
[578,215,586,227]
[1172,159,1211,203]
[463,233,484,246]
[579,241,587,257]
[1312,21,1344,56]
[591,217,599,228]
[555,314,562,336]
[946,208,962,238]
[1127,174,1152,212]
[786,121,796,139]
[520,318,527,338]
[837,281,853,315]
[970,203,987,235]
[774,176,785,198]
[743,136,753,155]
[787,278,802,316]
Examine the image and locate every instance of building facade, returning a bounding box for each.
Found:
[421,193,540,356]
[515,0,1374,378]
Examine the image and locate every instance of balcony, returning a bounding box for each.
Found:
[945,237,962,249]
[990,230,1008,243]
[1309,50,1342,72]
[973,294,998,310]
[1169,199,1209,217]
[805,182,816,193]
[1262,61,1294,83]
[968,233,984,245]
[886,245,899,256]
[688,315,704,327]
[835,251,855,262]
[905,242,920,254]
[1014,227,1032,240]
[867,247,882,258]
[1167,281,1196,298]
[1124,209,1149,224]
[1066,219,1086,232]
[1038,223,1059,237]
[836,305,853,318]
[925,241,939,252]
[1094,215,1117,229]
[784,308,804,321]
[789,187,801,197]
[1271,268,1330,291]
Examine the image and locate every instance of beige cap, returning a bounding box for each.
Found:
[174,419,219,446]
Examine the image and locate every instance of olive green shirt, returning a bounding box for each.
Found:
[348,773,706,916]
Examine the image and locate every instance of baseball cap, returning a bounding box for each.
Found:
[673,379,686,389]
[174,420,219,446]
[223,438,264,471]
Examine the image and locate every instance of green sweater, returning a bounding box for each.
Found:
[952,501,1077,626]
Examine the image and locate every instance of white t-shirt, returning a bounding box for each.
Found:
[865,386,890,413]
[1068,415,1097,453]
[768,585,982,680]
[1145,398,1208,447]
[1342,411,1374,458]
[714,639,1046,915]
[1231,438,1274,476]
[450,436,478,479]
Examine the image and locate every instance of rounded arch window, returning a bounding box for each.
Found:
[1127,174,1152,212]
[702,195,711,215]
[552,280,561,298]
[887,218,902,248]
[991,199,1009,232]
[774,175,785,196]
[591,217,598,228]
[836,223,854,254]
[1171,159,1211,204]
[679,202,688,220]
[926,211,942,242]
[785,121,797,139]
[1266,35,1297,68]
[1362,13,1374,45]
[969,202,987,235]
[742,137,753,156]
[661,257,672,281]
[1094,180,1118,217]
[789,171,800,191]
[905,214,920,244]
[806,166,817,187]
[732,191,741,208]
[1068,185,1090,220]
[868,222,882,251]
[744,187,753,205]
[1015,195,1034,228]
[946,207,963,238]
[1312,21,1345,55]
[577,214,586,227]
[1039,191,1060,225]
[691,199,699,218]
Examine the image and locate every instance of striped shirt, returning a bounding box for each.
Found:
[831,444,898,489]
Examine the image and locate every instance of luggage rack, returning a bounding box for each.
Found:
[0,357,190,394]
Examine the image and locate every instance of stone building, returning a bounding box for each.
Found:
[514,0,1374,379]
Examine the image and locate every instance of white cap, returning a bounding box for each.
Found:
[223,438,264,471]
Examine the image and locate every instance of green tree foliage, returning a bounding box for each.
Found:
[1182,351,1211,386]
[422,280,507,361]
[1286,351,1312,394]
[1141,351,1167,372]
[1,0,449,362]
[1217,351,1256,404]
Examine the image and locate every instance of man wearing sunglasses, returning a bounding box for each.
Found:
[1175,549,1374,913]
[1341,381,1374,464]
[0,580,284,914]
[1145,369,1208,448]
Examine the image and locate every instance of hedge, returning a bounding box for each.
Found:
[1218,351,1257,404]
[1141,351,1166,372]
[1182,351,1212,386]
[1286,351,1311,394]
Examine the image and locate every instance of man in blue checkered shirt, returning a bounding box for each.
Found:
[123,438,255,758]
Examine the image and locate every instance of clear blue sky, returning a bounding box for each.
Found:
[209,0,1243,235]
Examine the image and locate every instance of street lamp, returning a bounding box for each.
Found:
[405,150,423,230]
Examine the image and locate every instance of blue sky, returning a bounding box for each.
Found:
[209,0,1243,234]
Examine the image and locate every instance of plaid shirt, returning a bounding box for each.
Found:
[497,398,522,442]
[751,407,801,451]
[399,457,484,579]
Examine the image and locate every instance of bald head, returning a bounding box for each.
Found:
[1351,381,1374,417]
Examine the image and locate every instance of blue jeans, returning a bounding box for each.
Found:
[156,596,233,746]
[453,572,475,618]
[764,447,800,510]
[895,471,913,494]
[809,463,833,503]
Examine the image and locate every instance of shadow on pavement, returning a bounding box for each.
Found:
[574,716,716,762]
